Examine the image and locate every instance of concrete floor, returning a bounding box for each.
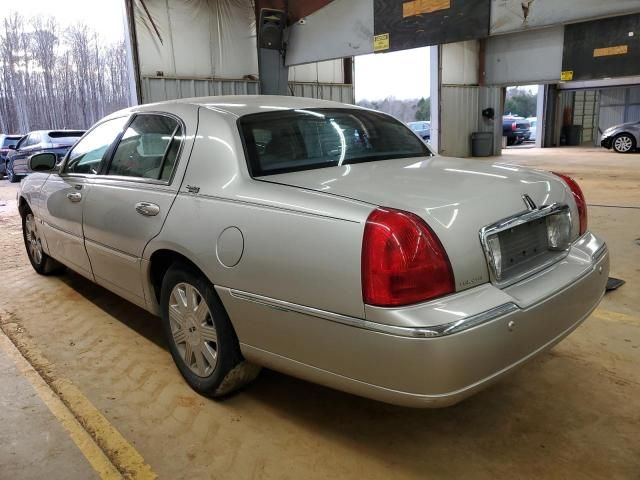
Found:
[0,146,638,479]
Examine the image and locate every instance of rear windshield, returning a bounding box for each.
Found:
[1,136,21,148]
[48,131,85,143]
[239,108,432,176]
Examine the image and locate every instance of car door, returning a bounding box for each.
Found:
[11,133,39,175]
[82,113,186,305]
[39,117,129,279]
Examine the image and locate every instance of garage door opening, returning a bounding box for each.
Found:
[354,47,432,140]
[502,85,539,150]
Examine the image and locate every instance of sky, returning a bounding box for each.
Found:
[355,46,431,102]
[0,0,126,44]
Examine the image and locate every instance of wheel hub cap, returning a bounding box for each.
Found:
[168,282,218,377]
[25,214,43,265]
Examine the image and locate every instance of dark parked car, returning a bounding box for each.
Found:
[5,130,85,182]
[502,116,531,146]
[0,134,23,178]
[408,120,431,140]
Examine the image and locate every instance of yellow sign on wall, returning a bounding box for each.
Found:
[560,71,574,81]
[373,33,390,52]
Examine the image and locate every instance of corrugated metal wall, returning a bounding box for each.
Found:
[598,86,640,141]
[477,86,504,156]
[141,76,354,104]
[439,85,503,158]
[440,86,478,158]
[573,90,599,143]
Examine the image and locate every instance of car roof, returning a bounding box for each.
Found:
[110,95,366,119]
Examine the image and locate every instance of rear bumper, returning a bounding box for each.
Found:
[219,233,609,408]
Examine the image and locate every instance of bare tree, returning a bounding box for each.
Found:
[0,12,131,133]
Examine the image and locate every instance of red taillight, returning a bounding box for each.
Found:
[511,122,517,132]
[362,208,455,307]
[553,172,588,236]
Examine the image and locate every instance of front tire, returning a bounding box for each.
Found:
[160,263,260,397]
[22,211,64,275]
[7,164,19,183]
[612,133,636,153]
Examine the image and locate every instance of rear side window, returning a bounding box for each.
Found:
[107,114,183,181]
[239,108,431,176]
[48,131,85,138]
[47,131,85,144]
[65,117,128,174]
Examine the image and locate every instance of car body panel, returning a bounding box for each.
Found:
[16,96,608,407]
[39,175,94,278]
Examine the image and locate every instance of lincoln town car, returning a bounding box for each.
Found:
[16,96,609,407]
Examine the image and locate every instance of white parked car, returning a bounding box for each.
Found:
[16,96,609,407]
[527,117,537,142]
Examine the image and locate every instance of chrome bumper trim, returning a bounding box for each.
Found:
[229,289,519,339]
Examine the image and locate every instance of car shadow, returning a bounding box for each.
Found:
[58,270,168,351]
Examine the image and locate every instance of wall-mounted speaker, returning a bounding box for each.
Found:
[258,9,286,50]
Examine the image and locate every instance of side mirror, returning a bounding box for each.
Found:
[8,145,16,150]
[29,152,58,172]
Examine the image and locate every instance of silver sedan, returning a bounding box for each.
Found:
[600,120,640,153]
[16,96,609,407]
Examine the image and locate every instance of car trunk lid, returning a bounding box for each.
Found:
[261,156,574,292]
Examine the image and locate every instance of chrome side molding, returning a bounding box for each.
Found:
[229,289,519,339]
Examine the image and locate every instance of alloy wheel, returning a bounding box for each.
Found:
[168,282,219,377]
[614,135,633,153]
[25,214,43,265]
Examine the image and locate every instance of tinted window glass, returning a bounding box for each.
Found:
[1,137,21,148]
[65,117,127,174]
[108,114,182,181]
[48,131,85,145]
[239,109,431,176]
[48,131,85,139]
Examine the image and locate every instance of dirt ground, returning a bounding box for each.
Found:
[0,147,639,479]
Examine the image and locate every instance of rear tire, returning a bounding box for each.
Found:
[612,134,636,153]
[160,263,260,397]
[22,210,64,275]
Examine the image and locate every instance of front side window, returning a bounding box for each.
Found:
[64,117,128,175]
[239,108,432,176]
[107,114,182,181]
[25,133,40,147]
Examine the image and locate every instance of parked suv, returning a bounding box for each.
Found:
[0,134,23,178]
[502,116,531,146]
[5,130,85,182]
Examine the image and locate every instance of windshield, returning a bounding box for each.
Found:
[1,137,21,148]
[239,108,432,176]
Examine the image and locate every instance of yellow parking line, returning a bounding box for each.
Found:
[0,323,157,479]
[593,309,639,325]
[0,330,122,479]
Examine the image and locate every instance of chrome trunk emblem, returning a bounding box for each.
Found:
[522,194,537,211]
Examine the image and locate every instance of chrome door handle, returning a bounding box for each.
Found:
[135,202,160,216]
[66,192,82,202]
